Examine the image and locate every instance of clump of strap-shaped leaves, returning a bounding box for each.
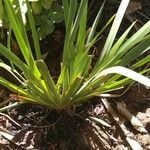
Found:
[0,0,150,110]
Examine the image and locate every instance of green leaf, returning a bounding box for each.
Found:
[93,0,130,73]
[38,19,55,38]
[26,0,41,59]
[86,0,105,44]
[36,60,60,102]
[31,0,42,15]
[4,0,37,71]
[93,66,150,87]
[42,0,53,9]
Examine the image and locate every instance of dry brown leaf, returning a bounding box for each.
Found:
[126,1,141,15]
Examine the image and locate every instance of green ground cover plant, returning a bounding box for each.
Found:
[32,0,64,38]
[0,0,150,111]
[0,0,63,39]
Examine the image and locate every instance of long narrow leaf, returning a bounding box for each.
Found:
[26,0,41,59]
[94,0,130,72]
[4,0,36,70]
[93,66,150,87]
[86,0,105,44]
[36,60,60,102]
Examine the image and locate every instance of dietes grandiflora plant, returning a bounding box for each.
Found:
[0,0,150,111]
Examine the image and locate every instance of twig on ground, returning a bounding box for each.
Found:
[0,102,23,112]
[0,98,13,108]
[89,116,111,128]
[0,112,22,128]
